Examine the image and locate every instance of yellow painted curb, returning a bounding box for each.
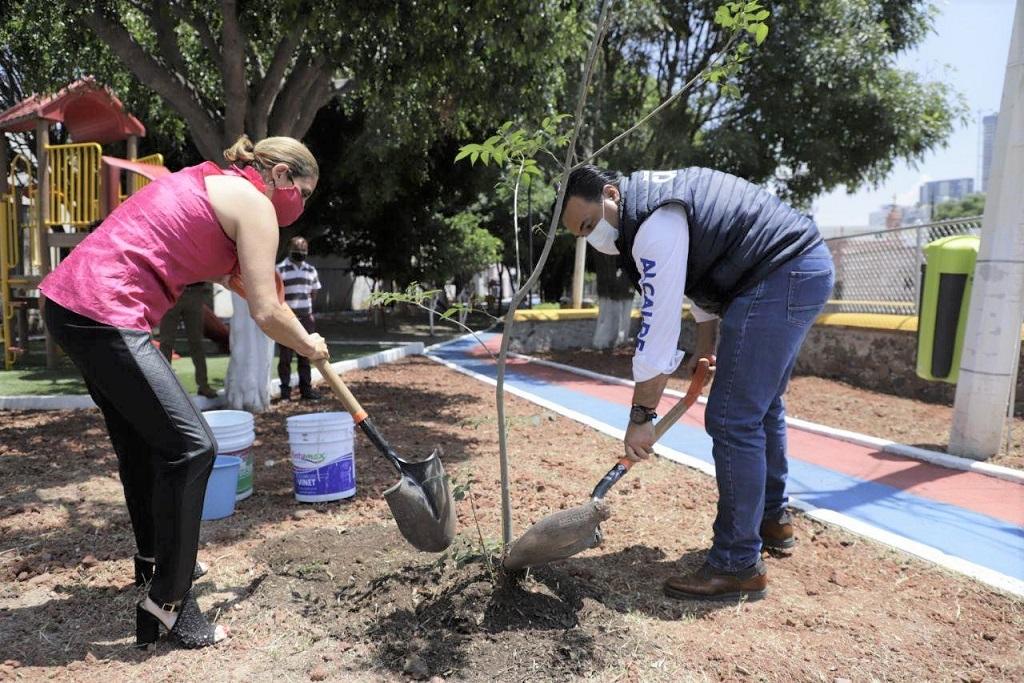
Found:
[513,308,1024,339]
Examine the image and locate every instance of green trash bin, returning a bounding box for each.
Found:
[916,234,980,383]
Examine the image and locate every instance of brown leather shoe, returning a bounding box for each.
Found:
[663,560,768,602]
[760,510,795,551]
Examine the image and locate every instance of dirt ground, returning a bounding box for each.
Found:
[1,356,1022,682]
[538,348,1023,471]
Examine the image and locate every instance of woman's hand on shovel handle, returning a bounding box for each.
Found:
[624,420,656,462]
[304,333,329,361]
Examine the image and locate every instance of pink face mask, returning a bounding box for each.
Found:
[235,164,305,227]
[270,183,304,227]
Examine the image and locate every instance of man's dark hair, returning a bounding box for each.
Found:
[557,164,622,222]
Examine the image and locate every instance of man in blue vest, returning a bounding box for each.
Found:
[560,165,834,602]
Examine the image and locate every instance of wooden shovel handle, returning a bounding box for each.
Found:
[313,358,369,424]
[594,356,715,496]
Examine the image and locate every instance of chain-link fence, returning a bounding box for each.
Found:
[824,216,982,315]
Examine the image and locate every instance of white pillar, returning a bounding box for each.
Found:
[571,236,586,308]
[950,2,1024,459]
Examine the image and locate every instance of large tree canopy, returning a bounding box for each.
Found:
[588,0,965,205]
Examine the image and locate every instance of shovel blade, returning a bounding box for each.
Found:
[503,499,611,571]
[382,450,456,553]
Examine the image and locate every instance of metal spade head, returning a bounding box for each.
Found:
[382,449,456,553]
[502,499,612,571]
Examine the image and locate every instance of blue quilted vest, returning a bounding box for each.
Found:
[614,168,822,314]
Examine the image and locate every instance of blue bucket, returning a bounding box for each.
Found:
[201,455,242,521]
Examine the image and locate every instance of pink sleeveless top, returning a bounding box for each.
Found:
[41,162,251,331]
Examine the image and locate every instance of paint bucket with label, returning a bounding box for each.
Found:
[286,412,356,503]
[201,455,242,520]
[203,410,256,501]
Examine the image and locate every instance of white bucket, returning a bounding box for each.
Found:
[203,410,256,501]
[286,412,356,503]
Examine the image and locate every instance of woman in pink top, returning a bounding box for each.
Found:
[41,135,329,649]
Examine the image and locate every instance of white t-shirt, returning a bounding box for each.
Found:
[631,204,717,383]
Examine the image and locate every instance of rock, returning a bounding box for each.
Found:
[834,679,852,683]
[429,677,446,683]
[784,618,797,627]
[84,653,98,664]
[308,665,329,681]
[293,509,314,521]
[828,571,848,587]
[81,554,99,568]
[402,654,430,680]
[16,571,28,582]
[982,633,997,641]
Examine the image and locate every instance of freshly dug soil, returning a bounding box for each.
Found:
[1,356,1021,682]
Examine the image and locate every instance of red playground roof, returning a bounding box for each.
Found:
[0,77,146,144]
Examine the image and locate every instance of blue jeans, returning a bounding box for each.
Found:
[704,242,834,571]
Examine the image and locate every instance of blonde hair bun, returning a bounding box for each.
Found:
[223,135,318,179]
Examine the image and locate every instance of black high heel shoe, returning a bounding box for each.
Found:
[134,555,207,587]
[135,590,224,649]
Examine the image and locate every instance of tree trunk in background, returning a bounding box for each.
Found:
[591,251,635,349]
[225,293,275,412]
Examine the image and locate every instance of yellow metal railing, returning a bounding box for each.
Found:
[46,142,102,228]
[8,154,33,268]
[131,153,164,194]
[1,193,15,369]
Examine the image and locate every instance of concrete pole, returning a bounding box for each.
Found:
[571,235,586,308]
[950,2,1024,459]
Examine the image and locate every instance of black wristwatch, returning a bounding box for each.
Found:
[629,404,657,425]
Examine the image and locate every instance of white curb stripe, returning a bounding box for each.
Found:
[1,343,424,411]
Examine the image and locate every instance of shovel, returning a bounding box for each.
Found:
[503,357,714,571]
[313,358,456,552]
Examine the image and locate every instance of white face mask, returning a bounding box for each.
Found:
[586,196,620,255]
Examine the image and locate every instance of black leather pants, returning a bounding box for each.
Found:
[44,300,216,604]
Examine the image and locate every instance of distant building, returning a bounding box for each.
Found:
[919,178,974,210]
[982,113,998,191]
[869,203,930,229]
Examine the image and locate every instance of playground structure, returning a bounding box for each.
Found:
[0,77,170,370]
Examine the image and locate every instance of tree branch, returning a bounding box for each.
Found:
[167,1,220,63]
[251,20,308,139]
[290,68,333,138]
[81,7,223,160]
[267,53,326,135]
[494,0,614,549]
[220,0,248,142]
[147,2,192,92]
[577,31,740,168]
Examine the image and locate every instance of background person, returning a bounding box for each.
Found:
[560,165,834,603]
[158,282,218,398]
[40,135,328,649]
[276,236,322,401]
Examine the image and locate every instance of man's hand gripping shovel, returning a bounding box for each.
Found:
[503,357,715,571]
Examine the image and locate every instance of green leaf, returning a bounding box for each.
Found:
[454,147,472,162]
[470,150,479,164]
[752,9,770,21]
[754,23,769,45]
[714,5,734,27]
[481,149,491,164]
[484,135,501,147]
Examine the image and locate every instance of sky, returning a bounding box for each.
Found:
[811,0,1017,231]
